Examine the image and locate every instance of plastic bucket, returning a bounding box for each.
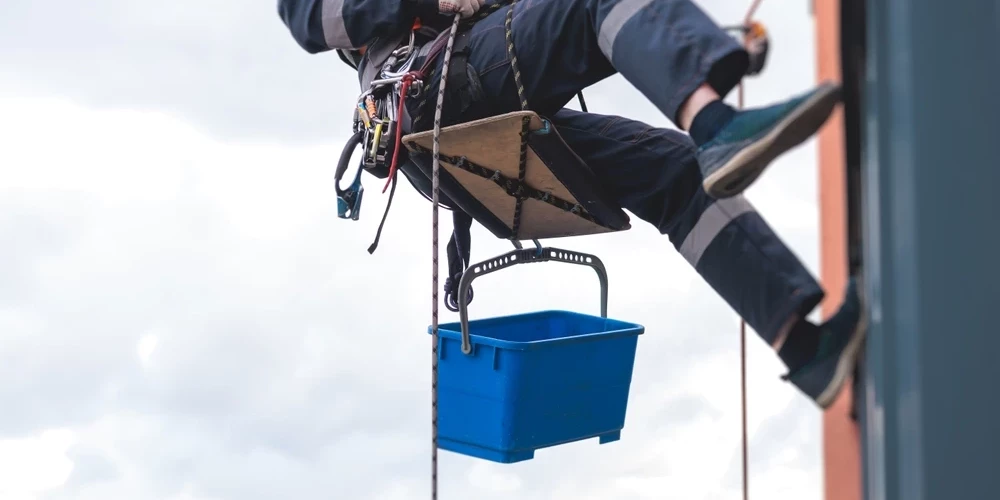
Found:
[429,309,644,463]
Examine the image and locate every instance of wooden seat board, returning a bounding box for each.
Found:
[403,111,622,239]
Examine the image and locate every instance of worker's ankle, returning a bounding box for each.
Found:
[689,99,736,147]
[776,319,820,372]
[678,83,722,130]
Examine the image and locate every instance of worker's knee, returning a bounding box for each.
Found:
[548,109,707,238]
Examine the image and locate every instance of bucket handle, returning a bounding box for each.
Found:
[456,245,609,355]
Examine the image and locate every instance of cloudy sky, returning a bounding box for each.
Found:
[0,1,828,499]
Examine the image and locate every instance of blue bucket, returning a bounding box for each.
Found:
[429,309,644,463]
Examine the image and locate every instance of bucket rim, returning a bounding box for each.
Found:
[427,309,645,351]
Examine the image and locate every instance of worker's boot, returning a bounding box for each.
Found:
[696,82,842,199]
[784,276,868,409]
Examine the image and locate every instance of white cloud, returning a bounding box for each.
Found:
[0,429,76,500]
[136,333,159,368]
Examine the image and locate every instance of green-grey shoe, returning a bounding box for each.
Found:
[784,276,868,409]
[697,82,842,199]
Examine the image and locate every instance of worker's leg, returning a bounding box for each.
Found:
[548,108,866,409]
[444,0,841,199]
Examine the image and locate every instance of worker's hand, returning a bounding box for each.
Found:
[439,0,485,18]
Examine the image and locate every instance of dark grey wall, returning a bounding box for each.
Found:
[860,1,1000,499]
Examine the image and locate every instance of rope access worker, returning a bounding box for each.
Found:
[276,0,867,409]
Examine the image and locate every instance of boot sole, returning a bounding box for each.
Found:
[815,284,869,409]
[702,82,843,199]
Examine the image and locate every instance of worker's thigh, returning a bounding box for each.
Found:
[547,108,704,239]
[462,0,746,121]
[549,108,824,342]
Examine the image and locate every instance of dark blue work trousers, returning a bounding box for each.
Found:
[407,0,825,343]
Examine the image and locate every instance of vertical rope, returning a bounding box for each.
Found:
[744,0,764,23]
[426,9,518,495]
[740,318,749,500]
[736,0,754,489]
[430,13,462,500]
[737,4,761,499]
[738,76,750,500]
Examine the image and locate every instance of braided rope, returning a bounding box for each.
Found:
[504,1,531,239]
[425,9,531,493]
[430,13,462,500]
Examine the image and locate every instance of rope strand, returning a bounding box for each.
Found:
[504,0,529,240]
[738,78,750,500]
[737,2,762,497]
[430,14,462,500]
[738,77,748,499]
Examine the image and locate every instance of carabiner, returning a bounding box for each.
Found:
[335,130,366,221]
[336,172,364,221]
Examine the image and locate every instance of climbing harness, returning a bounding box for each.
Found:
[333,18,444,253]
